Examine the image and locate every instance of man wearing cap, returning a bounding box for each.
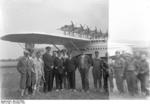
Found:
[124,54,138,96]
[43,46,54,92]
[92,51,103,90]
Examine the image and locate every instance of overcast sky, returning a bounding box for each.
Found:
[109,0,150,43]
[0,0,108,59]
[0,0,150,59]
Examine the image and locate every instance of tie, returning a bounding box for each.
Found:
[81,55,85,68]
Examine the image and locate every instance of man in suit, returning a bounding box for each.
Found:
[65,51,77,91]
[61,49,69,89]
[43,46,54,92]
[101,53,109,93]
[17,50,30,96]
[78,52,92,92]
[27,49,36,95]
[51,51,57,89]
[54,51,64,91]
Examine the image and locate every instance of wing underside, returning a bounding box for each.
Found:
[1,33,89,46]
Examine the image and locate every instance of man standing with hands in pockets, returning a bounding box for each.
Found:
[43,46,54,93]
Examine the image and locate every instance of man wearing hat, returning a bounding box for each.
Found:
[54,50,65,91]
[27,49,36,95]
[124,53,138,96]
[43,46,54,92]
[17,50,30,96]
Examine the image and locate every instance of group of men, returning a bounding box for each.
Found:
[17,49,44,96]
[17,46,110,97]
[17,46,149,97]
[41,47,109,93]
[108,51,149,96]
[42,47,77,92]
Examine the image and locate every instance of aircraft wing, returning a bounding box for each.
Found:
[1,33,90,46]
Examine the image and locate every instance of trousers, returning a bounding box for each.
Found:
[79,68,90,91]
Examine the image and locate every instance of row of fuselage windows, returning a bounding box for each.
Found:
[80,47,107,51]
[90,39,107,43]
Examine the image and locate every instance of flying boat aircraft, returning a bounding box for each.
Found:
[1,27,108,57]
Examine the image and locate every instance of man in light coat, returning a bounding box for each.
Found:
[78,52,92,92]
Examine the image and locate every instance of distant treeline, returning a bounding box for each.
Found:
[0,59,17,62]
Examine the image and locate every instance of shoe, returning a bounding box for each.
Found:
[81,89,84,93]
[21,92,24,97]
[86,90,90,93]
[100,88,103,92]
[93,89,97,92]
[110,88,113,93]
[48,89,52,92]
[32,91,35,96]
[37,90,41,94]
[73,89,77,92]
[129,92,134,96]
[56,89,59,92]
[25,90,28,95]
[146,92,149,96]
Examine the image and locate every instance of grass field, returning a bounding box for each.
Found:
[0,61,17,68]
[0,61,149,100]
[0,61,108,99]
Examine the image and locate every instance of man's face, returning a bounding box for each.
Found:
[81,51,84,55]
[29,52,34,57]
[24,52,29,57]
[46,48,51,53]
[53,52,56,57]
[63,50,67,54]
[36,52,41,58]
[62,51,65,55]
[115,52,120,57]
[122,51,125,54]
[95,52,99,57]
[134,52,140,57]
[57,52,61,57]
[141,54,146,60]
[68,53,71,58]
